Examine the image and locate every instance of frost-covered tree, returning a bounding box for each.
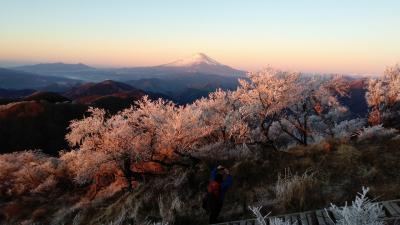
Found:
[194,89,251,145]
[64,97,218,187]
[62,67,358,187]
[119,96,216,163]
[366,65,400,126]
[236,68,301,148]
[275,75,349,146]
[64,107,137,188]
[235,69,350,149]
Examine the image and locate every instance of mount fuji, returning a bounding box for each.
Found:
[157,53,246,77]
[115,52,246,80]
[163,53,221,67]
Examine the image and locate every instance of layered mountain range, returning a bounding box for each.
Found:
[9,53,245,81]
[1,53,245,103]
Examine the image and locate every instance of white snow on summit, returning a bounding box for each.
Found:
[163,53,221,67]
[156,52,246,77]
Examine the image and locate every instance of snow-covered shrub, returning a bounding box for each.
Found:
[249,206,269,225]
[267,121,298,150]
[329,187,385,225]
[60,149,116,185]
[249,206,296,225]
[251,187,384,225]
[269,217,296,225]
[392,135,400,140]
[357,125,398,141]
[332,118,366,140]
[274,169,316,209]
[0,150,66,197]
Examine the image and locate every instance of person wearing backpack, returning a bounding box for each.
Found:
[203,165,233,224]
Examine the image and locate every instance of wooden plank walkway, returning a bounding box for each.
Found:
[212,199,400,225]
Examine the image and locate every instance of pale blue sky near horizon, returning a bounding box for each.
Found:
[1,0,399,75]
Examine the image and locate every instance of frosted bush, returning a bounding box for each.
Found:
[357,125,397,141]
[332,118,366,140]
[269,217,295,225]
[0,150,65,197]
[251,187,383,225]
[249,206,296,225]
[60,149,115,185]
[392,135,400,140]
[329,187,385,225]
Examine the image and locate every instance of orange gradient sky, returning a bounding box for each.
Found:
[1,0,399,75]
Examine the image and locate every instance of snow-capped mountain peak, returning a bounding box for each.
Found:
[153,52,246,77]
[163,53,221,67]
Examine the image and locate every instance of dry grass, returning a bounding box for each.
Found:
[274,169,317,210]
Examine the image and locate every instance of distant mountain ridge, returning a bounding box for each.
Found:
[24,91,71,103]
[0,68,81,90]
[63,80,167,112]
[10,53,247,81]
[14,62,94,72]
[12,63,99,80]
[0,88,36,99]
[127,72,240,104]
[64,80,139,100]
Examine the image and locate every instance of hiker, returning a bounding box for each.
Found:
[203,165,233,224]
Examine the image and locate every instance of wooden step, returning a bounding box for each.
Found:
[306,213,314,225]
[315,210,327,225]
[388,202,400,215]
[211,199,400,225]
[300,213,309,225]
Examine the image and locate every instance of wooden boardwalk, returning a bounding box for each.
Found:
[212,199,400,225]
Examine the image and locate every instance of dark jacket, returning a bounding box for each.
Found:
[209,167,233,201]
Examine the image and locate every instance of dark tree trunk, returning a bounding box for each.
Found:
[123,156,134,191]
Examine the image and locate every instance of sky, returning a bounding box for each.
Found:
[0,0,399,75]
